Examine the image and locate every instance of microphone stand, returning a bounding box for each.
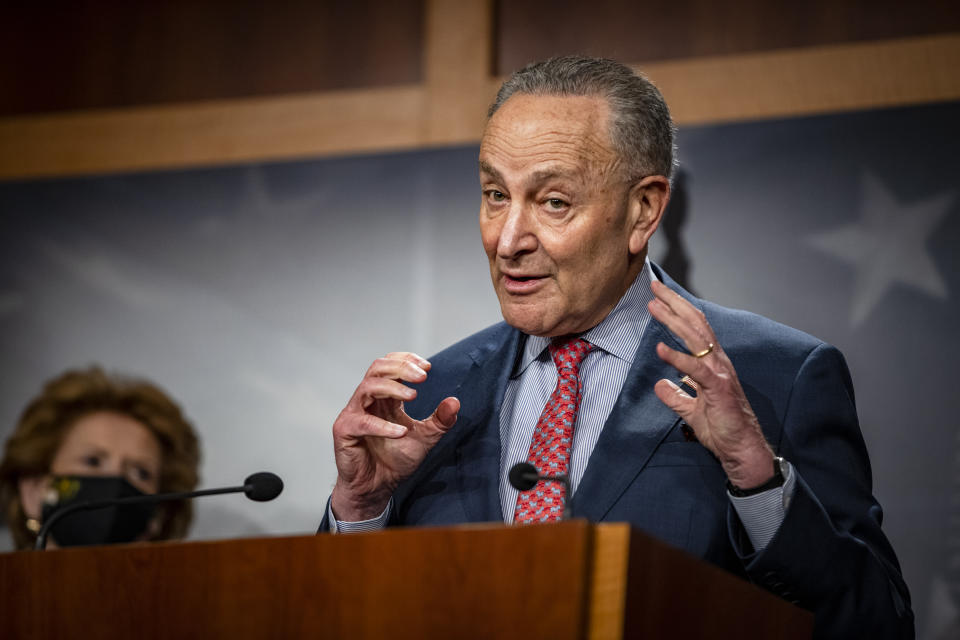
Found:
[35,473,281,550]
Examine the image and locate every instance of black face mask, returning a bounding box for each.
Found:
[40,475,156,547]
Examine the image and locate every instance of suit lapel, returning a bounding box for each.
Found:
[450,328,522,522]
[571,275,692,522]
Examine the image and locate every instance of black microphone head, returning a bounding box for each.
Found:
[244,472,283,501]
[509,462,540,492]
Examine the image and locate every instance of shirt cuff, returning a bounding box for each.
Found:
[728,460,796,552]
[328,498,392,534]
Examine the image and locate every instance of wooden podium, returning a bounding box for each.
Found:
[0,520,811,639]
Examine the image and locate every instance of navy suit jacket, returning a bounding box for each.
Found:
[324,265,913,639]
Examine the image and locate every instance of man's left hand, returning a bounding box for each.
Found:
[648,280,775,490]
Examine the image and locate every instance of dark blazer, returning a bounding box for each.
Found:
[323,264,913,639]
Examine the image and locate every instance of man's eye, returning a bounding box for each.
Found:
[486,190,506,202]
[82,455,102,468]
[546,198,568,210]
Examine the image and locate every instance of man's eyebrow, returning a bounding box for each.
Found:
[479,161,582,186]
[529,167,581,184]
[478,161,504,183]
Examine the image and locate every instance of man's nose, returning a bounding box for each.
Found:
[497,204,537,259]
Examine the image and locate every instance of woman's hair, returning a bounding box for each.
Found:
[0,366,201,550]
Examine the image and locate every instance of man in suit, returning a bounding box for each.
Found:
[322,56,913,638]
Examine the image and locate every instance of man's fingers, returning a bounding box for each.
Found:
[382,352,432,371]
[649,281,718,353]
[366,355,430,383]
[343,412,408,439]
[356,377,418,407]
[384,351,431,365]
[654,378,696,419]
[648,297,707,353]
[428,396,460,430]
[652,280,704,325]
[655,341,708,380]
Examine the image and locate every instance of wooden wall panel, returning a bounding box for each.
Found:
[495,0,960,73]
[0,0,425,116]
[1,0,958,179]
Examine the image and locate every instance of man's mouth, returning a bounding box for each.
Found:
[502,273,547,293]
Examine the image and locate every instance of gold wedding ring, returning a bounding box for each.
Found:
[693,343,714,358]
[680,375,700,392]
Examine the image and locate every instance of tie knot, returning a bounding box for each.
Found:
[549,337,592,373]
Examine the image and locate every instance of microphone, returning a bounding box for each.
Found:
[508,462,573,520]
[243,472,284,501]
[35,472,284,550]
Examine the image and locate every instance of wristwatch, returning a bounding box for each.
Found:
[727,456,787,497]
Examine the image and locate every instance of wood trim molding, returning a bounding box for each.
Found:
[587,523,630,640]
[1,23,957,180]
[643,33,960,125]
[0,85,425,179]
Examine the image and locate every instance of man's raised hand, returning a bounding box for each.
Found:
[330,352,459,521]
[647,281,775,490]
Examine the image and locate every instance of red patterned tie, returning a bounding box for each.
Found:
[514,337,592,524]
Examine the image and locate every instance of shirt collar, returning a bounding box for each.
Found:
[513,259,657,376]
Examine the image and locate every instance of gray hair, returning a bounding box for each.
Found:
[488,56,677,181]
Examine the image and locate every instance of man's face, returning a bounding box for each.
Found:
[479,93,646,337]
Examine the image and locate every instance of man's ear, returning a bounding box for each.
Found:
[18,475,49,520]
[627,175,671,256]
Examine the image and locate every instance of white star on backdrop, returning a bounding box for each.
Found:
[806,171,953,326]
